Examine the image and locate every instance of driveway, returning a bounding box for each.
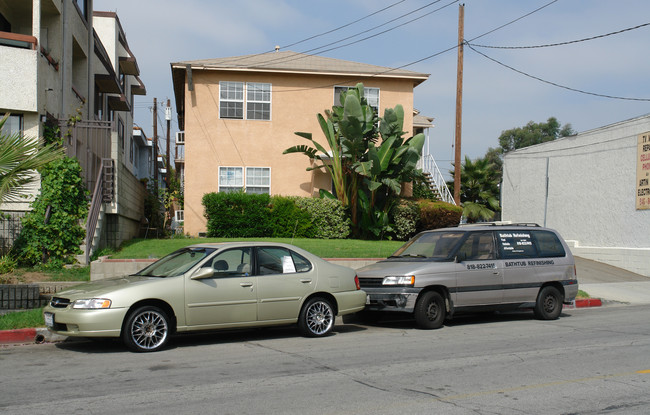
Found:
[575,256,650,305]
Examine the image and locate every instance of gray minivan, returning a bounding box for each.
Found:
[355,223,578,329]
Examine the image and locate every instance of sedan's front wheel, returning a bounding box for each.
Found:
[298,297,334,337]
[122,306,170,352]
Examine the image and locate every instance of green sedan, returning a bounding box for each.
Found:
[43,242,366,352]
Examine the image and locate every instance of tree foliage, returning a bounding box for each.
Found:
[498,117,575,153]
[448,156,500,223]
[0,114,65,205]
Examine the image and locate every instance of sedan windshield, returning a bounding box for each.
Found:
[391,232,465,259]
[136,248,216,277]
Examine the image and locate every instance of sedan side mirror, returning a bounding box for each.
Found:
[191,267,215,280]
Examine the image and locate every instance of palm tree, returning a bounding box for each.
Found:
[448,156,500,223]
[0,114,65,205]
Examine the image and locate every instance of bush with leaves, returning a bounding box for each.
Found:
[417,200,462,231]
[391,199,420,241]
[268,196,314,238]
[202,191,271,237]
[14,158,88,267]
[292,197,350,239]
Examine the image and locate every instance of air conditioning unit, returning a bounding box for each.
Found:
[176,131,185,145]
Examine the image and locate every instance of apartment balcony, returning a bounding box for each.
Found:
[0,31,38,112]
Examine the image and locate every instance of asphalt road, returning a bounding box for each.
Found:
[2,304,649,414]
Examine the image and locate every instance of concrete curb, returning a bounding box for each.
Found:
[0,327,68,345]
[0,298,604,345]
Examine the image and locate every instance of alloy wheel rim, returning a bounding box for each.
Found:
[131,310,168,350]
[307,301,333,335]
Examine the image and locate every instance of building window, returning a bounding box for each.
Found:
[219,82,244,119]
[0,113,23,135]
[219,82,271,121]
[246,83,271,120]
[246,167,270,194]
[219,166,244,192]
[334,86,379,116]
[74,0,89,21]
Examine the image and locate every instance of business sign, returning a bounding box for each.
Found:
[638,132,650,210]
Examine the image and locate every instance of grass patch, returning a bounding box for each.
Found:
[0,308,44,330]
[577,290,591,299]
[109,237,404,260]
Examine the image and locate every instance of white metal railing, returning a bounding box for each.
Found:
[419,154,455,205]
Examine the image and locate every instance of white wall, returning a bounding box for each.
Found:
[502,114,650,277]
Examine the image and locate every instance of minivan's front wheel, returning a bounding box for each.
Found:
[299,297,334,337]
[534,286,563,320]
[122,306,170,352]
[414,291,446,329]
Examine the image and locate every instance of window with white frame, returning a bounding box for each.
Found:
[246,83,271,120]
[245,167,270,194]
[334,86,379,116]
[219,82,244,119]
[218,166,244,192]
[219,82,271,120]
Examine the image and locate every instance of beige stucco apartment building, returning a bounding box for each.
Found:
[172,51,429,236]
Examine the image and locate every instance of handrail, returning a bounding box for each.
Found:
[85,158,113,264]
[419,154,455,205]
[0,31,37,50]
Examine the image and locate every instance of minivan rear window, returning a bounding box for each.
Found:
[497,230,566,259]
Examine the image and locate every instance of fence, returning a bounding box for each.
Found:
[0,212,24,255]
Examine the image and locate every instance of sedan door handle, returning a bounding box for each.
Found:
[240,282,253,287]
[300,278,312,284]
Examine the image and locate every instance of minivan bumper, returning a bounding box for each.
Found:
[362,287,422,313]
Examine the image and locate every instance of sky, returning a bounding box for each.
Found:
[94,0,650,177]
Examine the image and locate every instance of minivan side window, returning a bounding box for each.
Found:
[532,231,566,257]
[457,232,496,260]
[497,231,537,259]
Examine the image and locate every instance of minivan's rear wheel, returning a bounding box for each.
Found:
[299,297,334,337]
[414,291,446,329]
[534,286,563,320]
[122,306,170,352]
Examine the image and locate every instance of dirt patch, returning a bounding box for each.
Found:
[0,272,50,284]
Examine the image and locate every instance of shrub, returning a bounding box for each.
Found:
[0,254,17,274]
[202,191,271,237]
[14,158,88,267]
[417,200,462,231]
[292,197,350,239]
[391,199,420,241]
[268,196,314,238]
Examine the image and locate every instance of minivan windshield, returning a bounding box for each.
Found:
[136,247,216,277]
[391,231,465,259]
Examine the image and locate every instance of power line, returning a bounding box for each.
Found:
[466,42,650,102]
[469,22,650,49]
[280,0,407,50]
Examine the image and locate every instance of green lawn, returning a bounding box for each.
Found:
[109,237,404,260]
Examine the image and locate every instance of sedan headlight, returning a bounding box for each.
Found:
[382,276,415,286]
[72,298,112,309]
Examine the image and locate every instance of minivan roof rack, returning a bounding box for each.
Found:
[458,222,540,227]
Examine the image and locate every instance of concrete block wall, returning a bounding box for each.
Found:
[0,284,47,310]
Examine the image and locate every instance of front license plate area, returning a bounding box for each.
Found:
[44,312,54,328]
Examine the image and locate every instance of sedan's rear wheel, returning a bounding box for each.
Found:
[298,297,334,337]
[122,306,170,352]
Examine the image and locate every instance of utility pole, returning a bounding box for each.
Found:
[165,99,171,190]
[453,4,464,205]
[152,98,159,199]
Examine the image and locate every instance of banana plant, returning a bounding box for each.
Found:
[284,83,425,238]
